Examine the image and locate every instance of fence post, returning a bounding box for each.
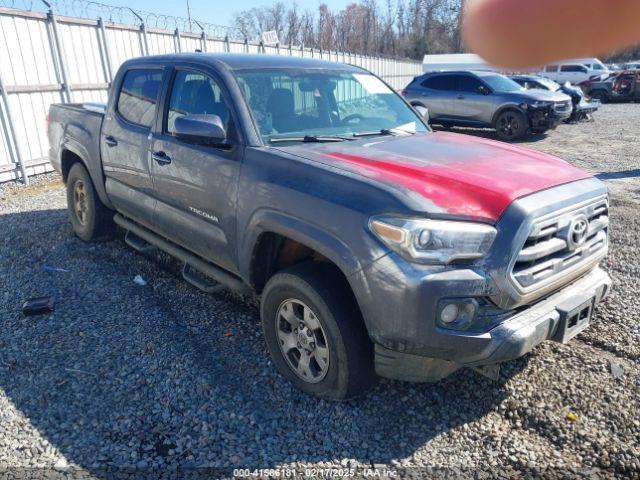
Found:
[46,9,72,103]
[288,43,292,56]
[200,31,207,52]
[97,18,113,83]
[0,72,29,185]
[128,9,149,55]
[244,37,249,53]
[300,43,304,57]
[174,28,181,53]
[224,35,230,53]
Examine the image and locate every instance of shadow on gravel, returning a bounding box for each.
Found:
[0,208,531,473]
[596,168,640,180]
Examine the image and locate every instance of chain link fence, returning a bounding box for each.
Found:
[0,1,422,183]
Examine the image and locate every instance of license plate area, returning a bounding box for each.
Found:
[553,296,594,344]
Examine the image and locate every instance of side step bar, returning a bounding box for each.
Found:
[114,214,250,294]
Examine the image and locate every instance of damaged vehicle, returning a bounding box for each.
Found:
[510,74,599,122]
[402,71,572,141]
[580,70,640,103]
[48,54,611,399]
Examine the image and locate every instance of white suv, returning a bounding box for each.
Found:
[539,58,610,84]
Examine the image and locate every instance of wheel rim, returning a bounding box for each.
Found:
[73,180,88,225]
[498,113,521,139]
[275,299,330,383]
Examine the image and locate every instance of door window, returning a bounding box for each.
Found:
[560,65,588,73]
[117,69,163,128]
[458,76,485,93]
[545,65,560,72]
[166,71,231,135]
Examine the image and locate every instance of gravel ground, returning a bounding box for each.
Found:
[0,104,639,478]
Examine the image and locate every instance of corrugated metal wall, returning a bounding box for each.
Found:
[0,6,422,184]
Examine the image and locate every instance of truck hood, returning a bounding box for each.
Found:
[275,131,591,223]
[511,89,571,103]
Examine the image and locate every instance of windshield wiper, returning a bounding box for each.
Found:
[352,128,415,137]
[269,135,354,144]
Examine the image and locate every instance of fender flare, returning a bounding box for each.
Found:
[491,104,528,128]
[60,135,114,210]
[239,209,363,286]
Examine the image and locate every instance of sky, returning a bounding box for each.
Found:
[120,0,350,28]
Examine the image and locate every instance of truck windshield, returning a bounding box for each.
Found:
[483,74,523,93]
[233,68,428,143]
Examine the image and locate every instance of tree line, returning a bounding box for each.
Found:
[232,0,639,63]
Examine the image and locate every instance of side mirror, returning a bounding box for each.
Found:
[478,85,490,95]
[414,105,430,123]
[174,114,226,144]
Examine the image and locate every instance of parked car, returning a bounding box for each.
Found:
[621,61,640,70]
[48,54,611,400]
[402,70,572,141]
[580,70,640,103]
[538,58,610,84]
[510,74,599,122]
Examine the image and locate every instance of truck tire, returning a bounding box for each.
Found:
[66,162,114,241]
[261,262,377,400]
[589,90,608,103]
[495,109,529,141]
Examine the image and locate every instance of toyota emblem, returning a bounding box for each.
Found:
[568,216,589,249]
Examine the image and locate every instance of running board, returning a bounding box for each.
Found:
[182,263,225,294]
[124,230,157,254]
[114,214,250,294]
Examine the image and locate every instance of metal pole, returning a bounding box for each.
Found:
[96,18,112,84]
[129,9,149,55]
[186,0,193,32]
[194,20,206,52]
[174,28,182,53]
[224,36,230,53]
[47,10,72,102]
[0,72,29,185]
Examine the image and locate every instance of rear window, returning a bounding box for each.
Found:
[421,75,456,91]
[117,69,163,128]
[545,65,560,72]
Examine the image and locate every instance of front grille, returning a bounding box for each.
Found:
[512,198,608,290]
[553,101,572,115]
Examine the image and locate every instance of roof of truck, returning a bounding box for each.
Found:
[126,53,364,71]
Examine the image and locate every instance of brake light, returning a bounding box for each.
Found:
[400,89,407,97]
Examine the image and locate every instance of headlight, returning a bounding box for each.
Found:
[524,100,553,109]
[369,216,497,265]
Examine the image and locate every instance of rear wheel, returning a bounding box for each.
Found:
[66,162,114,241]
[495,110,529,141]
[261,262,377,400]
[589,90,608,103]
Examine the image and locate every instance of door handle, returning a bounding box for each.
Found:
[456,94,465,99]
[104,135,118,147]
[420,92,429,96]
[152,150,172,165]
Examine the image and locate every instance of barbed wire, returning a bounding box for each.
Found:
[0,0,241,37]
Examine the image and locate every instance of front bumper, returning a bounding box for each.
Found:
[374,267,611,382]
[527,105,571,129]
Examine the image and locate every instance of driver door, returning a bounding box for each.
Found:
[149,66,242,273]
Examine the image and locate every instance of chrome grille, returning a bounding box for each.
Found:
[512,198,608,290]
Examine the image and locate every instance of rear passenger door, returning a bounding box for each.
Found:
[149,66,242,273]
[417,74,457,119]
[453,74,492,124]
[102,67,165,225]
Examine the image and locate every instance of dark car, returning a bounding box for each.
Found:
[580,70,640,103]
[47,54,611,399]
[402,71,573,141]
[510,74,599,122]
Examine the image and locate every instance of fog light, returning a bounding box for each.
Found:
[437,298,479,330]
[440,304,459,324]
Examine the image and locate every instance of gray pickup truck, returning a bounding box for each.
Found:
[48,54,611,400]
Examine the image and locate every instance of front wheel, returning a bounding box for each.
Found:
[261,262,377,400]
[589,90,608,103]
[495,110,529,141]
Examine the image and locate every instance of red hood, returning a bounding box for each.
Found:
[277,131,591,222]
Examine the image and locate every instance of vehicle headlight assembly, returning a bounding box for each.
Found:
[524,100,553,109]
[369,216,497,265]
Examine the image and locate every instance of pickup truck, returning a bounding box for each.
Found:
[48,54,611,400]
